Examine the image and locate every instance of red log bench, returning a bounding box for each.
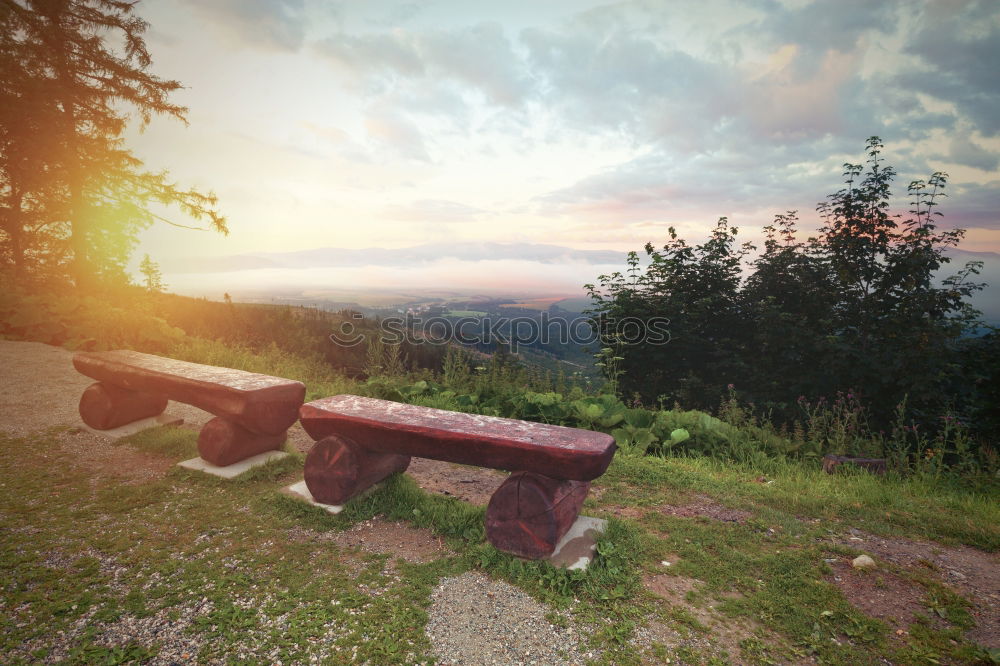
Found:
[73,350,306,466]
[299,394,617,559]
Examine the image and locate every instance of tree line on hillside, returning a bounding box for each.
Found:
[587,138,998,437]
[154,297,450,378]
[0,0,224,290]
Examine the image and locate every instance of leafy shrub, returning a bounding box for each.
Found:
[586,138,988,435]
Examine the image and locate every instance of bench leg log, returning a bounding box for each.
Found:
[197,416,287,467]
[485,472,591,559]
[79,381,168,430]
[304,434,411,505]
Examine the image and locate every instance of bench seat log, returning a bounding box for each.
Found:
[73,350,305,466]
[300,395,616,481]
[299,394,616,559]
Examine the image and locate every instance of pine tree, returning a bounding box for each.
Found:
[0,0,227,289]
[138,253,163,292]
[0,5,66,283]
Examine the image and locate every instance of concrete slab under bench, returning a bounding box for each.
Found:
[547,516,606,570]
[78,412,184,439]
[282,479,346,514]
[178,450,289,479]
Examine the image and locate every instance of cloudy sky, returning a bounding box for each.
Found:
[126,0,1000,295]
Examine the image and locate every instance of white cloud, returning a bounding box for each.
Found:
[315,21,530,107]
[181,0,308,52]
[364,104,431,160]
[132,0,1000,273]
[381,199,491,223]
[897,3,1000,136]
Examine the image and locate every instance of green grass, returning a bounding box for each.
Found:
[2,425,996,665]
[605,454,1000,550]
[0,427,644,664]
[1,428,443,663]
[116,424,199,459]
[597,454,999,664]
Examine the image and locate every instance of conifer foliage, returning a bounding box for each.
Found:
[0,0,226,289]
[137,252,162,292]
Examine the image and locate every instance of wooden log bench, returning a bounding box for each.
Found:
[299,394,617,559]
[822,454,887,475]
[73,350,306,466]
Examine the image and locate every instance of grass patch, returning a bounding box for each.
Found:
[606,454,1000,551]
[0,430,446,663]
[117,425,199,459]
[1,425,995,664]
[0,429,641,663]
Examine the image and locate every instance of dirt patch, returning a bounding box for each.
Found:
[639,573,781,664]
[288,517,453,564]
[12,596,212,665]
[831,529,999,648]
[274,421,315,456]
[633,618,757,666]
[826,559,930,632]
[643,572,701,601]
[658,495,752,524]
[426,572,592,665]
[404,457,508,506]
[602,505,647,520]
[0,341,96,436]
[25,428,175,488]
[603,495,752,525]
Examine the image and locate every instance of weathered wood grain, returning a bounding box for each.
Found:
[485,472,591,559]
[74,350,305,435]
[197,416,287,467]
[299,395,615,481]
[303,434,411,505]
[78,381,168,430]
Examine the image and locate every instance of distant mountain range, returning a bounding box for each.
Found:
[159,242,999,324]
[161,242,628,274]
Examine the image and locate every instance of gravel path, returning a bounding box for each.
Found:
[426,572,594,665]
